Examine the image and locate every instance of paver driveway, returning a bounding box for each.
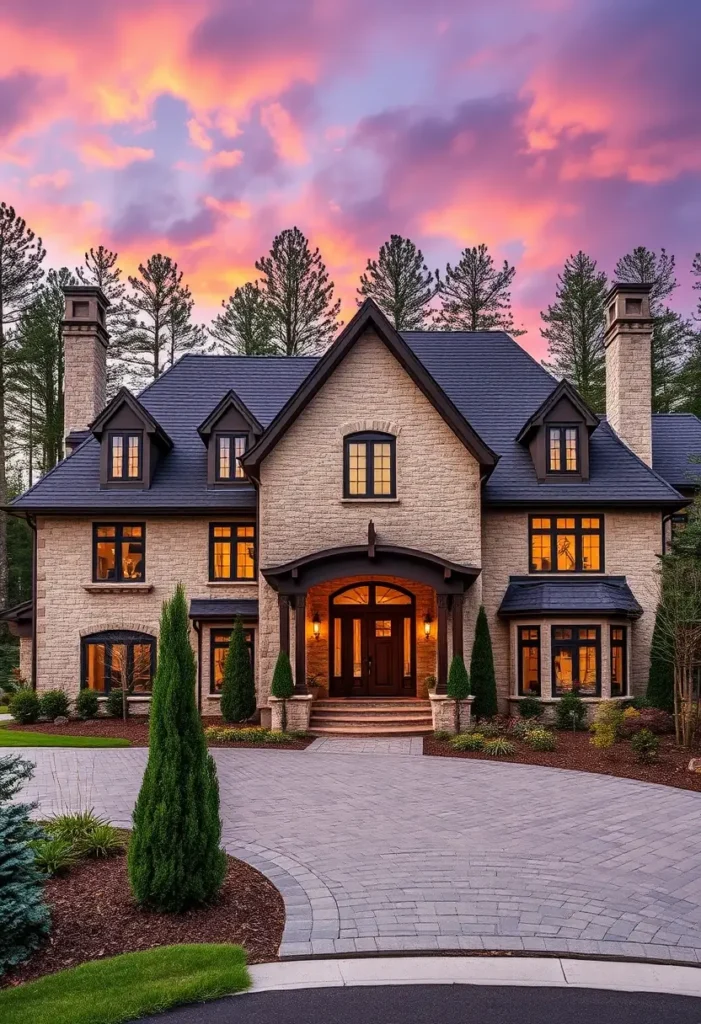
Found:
[17,741,701,961]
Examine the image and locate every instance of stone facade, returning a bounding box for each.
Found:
[604,286,654,467]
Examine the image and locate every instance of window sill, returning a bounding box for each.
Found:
[339,498,400,504]
[205,580,258,587]
[83,583,153,594]
[97,695,151,702]
[508,695,628,703]
[205,694,222,699]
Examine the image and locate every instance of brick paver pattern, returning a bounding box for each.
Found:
[18,743,701,961]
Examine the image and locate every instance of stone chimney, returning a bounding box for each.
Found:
[604,281,654,466]
[62,286,109,452]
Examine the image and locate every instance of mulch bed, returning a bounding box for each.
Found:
[424,731,701,793]
[3,853,285,987]
[7,717,313,749]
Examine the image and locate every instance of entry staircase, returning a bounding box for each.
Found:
[308,698,433,736]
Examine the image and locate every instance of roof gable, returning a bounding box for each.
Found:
[91,387,173,451]
[517,379,599,444]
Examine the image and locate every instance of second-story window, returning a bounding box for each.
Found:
[93,524,145,582]
[530,515,603,573]
[108,432,142,481]
[216,434,247,481]
[547,425,579,473]
[209,523,256,580]
[344,432,396,498]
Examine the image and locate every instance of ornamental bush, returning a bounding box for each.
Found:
[38,689,70,721]
[518,696,542,719]
[619,706,674,738]
[451,732,485,752]
[128,584,226,913]
[105,688,130,719]
[555,689,587,731]
[446,655,470,732]
[590,700,624,750]
[470,606,498,720]
[270,651,294,732]
[0,754,51,975]
[524,728,557,752]
[8,690,40,724]
[630,728,660,763]
[220,618,256,724]
[483,737,516,757]
[75,689,99,720]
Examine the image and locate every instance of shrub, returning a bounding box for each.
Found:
[470,606,498,719]
[129,584,226,913]
[590,700,624,750]
[75,824,124,858]
[477,719,501,738]
[524,728,557,752]
[204,726,301,744]
[630,728,660,763]
[44,809,107,845]
[451,732,485,752]
[270,651,294,732]
[105,688,129,719]
[8,690,40,724]
[518,696,542,719]
[0,754,51,974]
[425,675,437,692]
[555,689,587,731]
[619,706,674,737]
[29,837,77,876]
[220,618,256,724]
[627,696,650,711]
[483,737,516,757]
[433,730,450,741]
[446,655,470,732]
[38,689,70,721]
[647,604,674,713]
[75,689,99,720]
[511,718,539,740]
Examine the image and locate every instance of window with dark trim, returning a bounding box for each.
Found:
[81,630,156,694]
[518,626,541,696]
[552,626,601,697]
[610,626,627,697]
[93,523,145,582]
[108,431,143,481]
[343,432,396,498]
[530,515,603,573]
[210,628,255,693]
[547,425,579,473]
[215,433,247,481]
[209,523,256,580]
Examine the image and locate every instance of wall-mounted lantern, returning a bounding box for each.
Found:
[423,613,433,640]
[312,611,321,640]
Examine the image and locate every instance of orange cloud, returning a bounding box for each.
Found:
[203,196,252,218]
[78,135,154,169]
[260,103,308,165]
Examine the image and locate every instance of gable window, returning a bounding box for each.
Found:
[216,433,247,481]
[610,626,627,697]
[343,432,396,498]
[529,515,603,573]
[209,523,256,581]
[547,425,578,473]
[518,626,541,696]
[82,630,155,694]
[108,431,143,481]
[93,523,145,582]
[210,628,255,693]
[552,626,600,697]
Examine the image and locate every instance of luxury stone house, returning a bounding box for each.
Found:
[3,283,701,733]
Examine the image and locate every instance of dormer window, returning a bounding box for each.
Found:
[108,432,142,481]
[343,432,396,499]
[547,425,578,474]
[216,434,247,481]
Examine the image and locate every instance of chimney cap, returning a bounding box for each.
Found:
[62,284,110,309]
[605,281,653,303]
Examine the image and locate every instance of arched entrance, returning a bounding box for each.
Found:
[329,582,415,698]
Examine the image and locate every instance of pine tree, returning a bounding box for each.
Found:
[256,227,341,355]
[676,254,701,416]
[614,246,691,411]
[210,283,275,354]
[123,254,186,386]
[220,618,256,723]
[647,603,674,713]
[357,235,436,329]
[166,282,205,369]
[446,654,470,733]
[270,650,294,731]
[0,754,50,976]
[128,584,226,912]
[540,252,608,410]
[436,243,524,334]
[76,245,132,395]
[469,606,498,719]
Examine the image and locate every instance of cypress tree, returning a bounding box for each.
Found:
[446,654,470,733]
[470,606,498,719]
[220,618,256,723]
[128,584,226,912]
[647,605,675,713]
[270,651,294,731]
[0,754,50,976]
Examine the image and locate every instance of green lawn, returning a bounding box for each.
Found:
[0,944,250,1024]
[0,728,131,748]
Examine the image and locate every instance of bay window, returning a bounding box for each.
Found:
[610,626,628,697]
[518,626,541,696]
[552,626,600,696]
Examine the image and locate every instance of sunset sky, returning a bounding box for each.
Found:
[1,0,699,356]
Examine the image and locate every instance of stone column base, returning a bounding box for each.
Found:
[429,694,474,735]
[269,695,313,733]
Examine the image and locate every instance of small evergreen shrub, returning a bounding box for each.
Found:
[446,655,470,732]
[451,732,485,752]
[518,696,542,719]
[590,701,624,750]
[524,728,557,752]
[8,690,40,724]
[29,837,77,876]
[75,824,124,858]
[555,689,587,731]
[470,606,498,719]
[105,688,131,718]
[627,696,650,711]
[630,728,659,763]
[433,730,450,741]
[75,689,99,720]
[38,689,70,721]
[270,651,294,732]
[483,737,516,757]
[220,618,256,724]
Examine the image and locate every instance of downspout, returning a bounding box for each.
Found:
[194,619,202,713]
[661,513,672,556]
[28,514,37,691]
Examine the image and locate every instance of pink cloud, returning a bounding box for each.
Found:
[260,103,308,165]
[78,135,155,169]
[204,149,244,170]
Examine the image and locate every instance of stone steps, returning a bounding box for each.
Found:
[309,698,432,736]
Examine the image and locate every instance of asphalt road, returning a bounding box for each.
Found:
[145,985,701,1023]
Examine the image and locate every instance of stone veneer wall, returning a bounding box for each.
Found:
[63,329,107,437]
[605,328,653,467]
[257,328,483,702]
[481,508,662,707]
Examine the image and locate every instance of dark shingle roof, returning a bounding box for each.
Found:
[498,576,643,618]
[652,414,701,491]
[189,599,259,620]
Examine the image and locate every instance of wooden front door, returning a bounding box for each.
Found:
[329,583,415,698]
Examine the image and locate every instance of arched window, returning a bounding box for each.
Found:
[343,432,396,498]
[81,630,156,694]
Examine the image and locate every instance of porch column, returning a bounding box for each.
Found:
[278,594,290,655]
[452,593,464,662]
[436,593,449,694]
[294,593,308,694]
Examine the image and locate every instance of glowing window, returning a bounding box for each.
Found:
[344,433,395,498]
[530,515,603,573]
[209,523,256,581]
[548,425,579,473]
